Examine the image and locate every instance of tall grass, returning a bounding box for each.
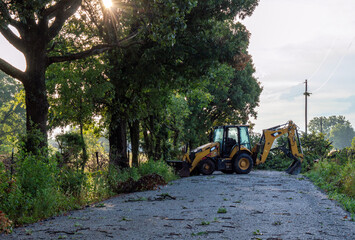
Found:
[306,154,354,214]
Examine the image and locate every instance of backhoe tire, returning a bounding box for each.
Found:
[199,159,215,175]
[233,153,253,174]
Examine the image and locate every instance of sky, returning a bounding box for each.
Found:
[242,0,355,133]
[0,0,354,134]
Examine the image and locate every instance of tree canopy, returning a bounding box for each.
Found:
[0,0,261,167]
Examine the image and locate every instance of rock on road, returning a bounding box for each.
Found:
[2,171,354,240]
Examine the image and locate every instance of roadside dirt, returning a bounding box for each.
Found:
[2,171,354,239]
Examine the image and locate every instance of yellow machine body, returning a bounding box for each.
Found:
[176,120,303,177]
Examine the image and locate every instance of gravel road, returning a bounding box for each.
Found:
[1,170,354,240]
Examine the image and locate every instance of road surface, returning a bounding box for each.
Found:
[2,170,354,239]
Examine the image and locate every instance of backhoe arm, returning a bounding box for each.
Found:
[251,120,304,174]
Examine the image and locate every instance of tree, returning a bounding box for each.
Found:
[46,57,111,170]
[329,123,355,149]
[0,71,25,152]
[309,115,350,135]
[0,0,136,152]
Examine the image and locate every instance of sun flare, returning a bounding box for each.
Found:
[103,0,112,8]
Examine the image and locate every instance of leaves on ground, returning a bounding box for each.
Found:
[113,173,167,193]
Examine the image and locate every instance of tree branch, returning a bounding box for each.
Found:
[0,1,26,52]
[48,32,141,65]
[47,0,82,41]
[0,58,26,82]
[0,25,25,53]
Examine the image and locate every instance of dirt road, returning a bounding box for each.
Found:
[2,171,354,239]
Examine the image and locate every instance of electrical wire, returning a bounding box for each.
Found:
[313,36,355,93]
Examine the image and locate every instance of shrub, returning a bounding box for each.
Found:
[306,151,355,213]
[58,167,86,197]
[137,160,177,182]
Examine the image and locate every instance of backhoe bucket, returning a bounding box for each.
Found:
[178,162,191,178]
[285,159,302,175]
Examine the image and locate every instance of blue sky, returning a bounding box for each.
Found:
[242,0,355,133]
[1,0,354,134]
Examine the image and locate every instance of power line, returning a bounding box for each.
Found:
[313,36,355,93]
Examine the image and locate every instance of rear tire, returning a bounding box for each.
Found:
[233,153,253,174]
[199,159,215,175]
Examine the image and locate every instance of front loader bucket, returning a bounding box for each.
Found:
[178,162,191,177]
[285,159,302,175]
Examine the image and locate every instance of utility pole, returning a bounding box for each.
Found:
[304,79,311,135]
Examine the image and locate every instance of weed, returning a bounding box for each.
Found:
[253,229,263,235]
[272,221,282,226]
[25,228,33,235]
[306,156,355,214]
[217,208,227,214]
[74,222,83,228]
[201,221,210,225]
[120,216,131,221]
[94,203,105,208]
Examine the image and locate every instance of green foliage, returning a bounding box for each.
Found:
[301,132,332,172]
[137,160,177,183]
[309,115,350,135]
[58,168,86,197]
[255,132,332,173]
[306,152,355,213]
[0,72,25,153]
[329,123,355,149]
[56,132,85,169]
[108,160,177,190]
[217,207,227,213]
[0,150,73,225]
[308,115,355,149]
[47,57,110,131]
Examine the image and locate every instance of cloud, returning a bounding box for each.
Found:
[242,0,355,133]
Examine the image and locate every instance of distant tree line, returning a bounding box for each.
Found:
[309,115,355,149]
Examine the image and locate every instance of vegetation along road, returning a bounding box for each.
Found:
[2,170,354,240]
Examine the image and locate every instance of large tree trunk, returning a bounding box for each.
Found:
[22,41,49,152]
[109,104,129,169]
[129,119,140,167]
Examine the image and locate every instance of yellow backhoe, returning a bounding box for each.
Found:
[171,120,303,177]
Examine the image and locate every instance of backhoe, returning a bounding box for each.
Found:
[170,120,303,177]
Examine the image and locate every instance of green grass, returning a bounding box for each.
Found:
[217,207,227,213]
[306,158,355,214]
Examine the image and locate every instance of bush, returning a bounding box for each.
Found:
[137,160,177,182]
[2,149,70,225]
[108,160,177,193]
[58,167,86,197]
[306,151,355,213]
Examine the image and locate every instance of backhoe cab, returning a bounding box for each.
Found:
[176,121,303,177]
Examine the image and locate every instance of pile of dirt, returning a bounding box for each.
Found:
[113,173,167,193]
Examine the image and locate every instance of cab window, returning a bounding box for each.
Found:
[213,128,224,147]
[239,126,251,150]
